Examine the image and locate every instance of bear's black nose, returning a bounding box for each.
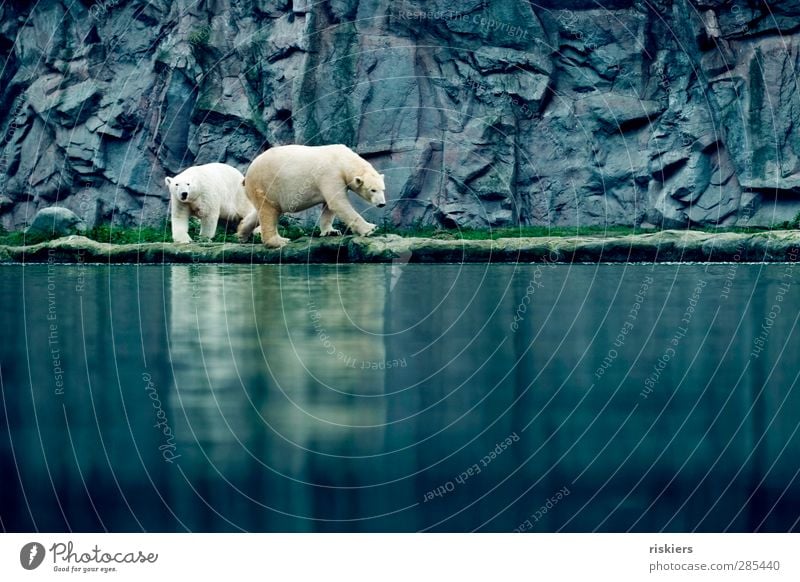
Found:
[180,192,188,200]
[377,203,385,208]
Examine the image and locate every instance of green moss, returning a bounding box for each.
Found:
[88,219,267,244]
[188,25,212,49]
[776,214,800,230]
[296,18,357,146]
[87,223,171,244]
[0,221,793,248]
[374,224,648,239]
[0,229,52,246]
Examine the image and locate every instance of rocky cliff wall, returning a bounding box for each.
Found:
[1,0,800,230]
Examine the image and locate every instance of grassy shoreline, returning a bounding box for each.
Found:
[2,229,800,264]
[0,220,789,247]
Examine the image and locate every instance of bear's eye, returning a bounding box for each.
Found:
[371,189,377,193]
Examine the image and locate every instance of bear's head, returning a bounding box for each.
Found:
[349,170,386,208]
[165,175,198,204]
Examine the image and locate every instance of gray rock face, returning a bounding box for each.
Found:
[1,1,800,230]
[25,206,86,237]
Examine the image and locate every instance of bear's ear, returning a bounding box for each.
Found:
[165,177,172,187]
[353,176,364,188]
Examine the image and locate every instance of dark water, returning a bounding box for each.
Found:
[1,261,799,532]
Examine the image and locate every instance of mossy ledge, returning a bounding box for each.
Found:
[2,231,800,264]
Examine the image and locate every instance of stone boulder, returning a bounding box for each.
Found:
[26,207,87,237]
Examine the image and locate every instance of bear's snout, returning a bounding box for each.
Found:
[372,192,386,207]
[180,192,189,201]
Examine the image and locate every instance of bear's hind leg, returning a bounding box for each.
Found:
[258,203,290,248]
[237,210,259,242]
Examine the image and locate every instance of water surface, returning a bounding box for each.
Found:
[1,262,799,531]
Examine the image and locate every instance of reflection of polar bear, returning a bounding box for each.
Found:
[238,144,387,248]
[165,163,253,243]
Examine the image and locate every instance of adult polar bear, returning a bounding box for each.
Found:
[165,163,253,243]
[238,144,386,248]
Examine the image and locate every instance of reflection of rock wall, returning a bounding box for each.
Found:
[0,265,176,530]
[382,264,800,531]
[2,2,800,230]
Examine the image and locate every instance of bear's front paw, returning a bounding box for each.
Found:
[264,235,291,248]
[173,234,192,244]
[320,228,342,237]
[359,222,377,237]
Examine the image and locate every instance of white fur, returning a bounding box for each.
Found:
[239,144,387,248]
[165,163,252,243]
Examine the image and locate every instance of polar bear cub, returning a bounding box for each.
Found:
[165,163,254,243]
[238,144,386,248]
